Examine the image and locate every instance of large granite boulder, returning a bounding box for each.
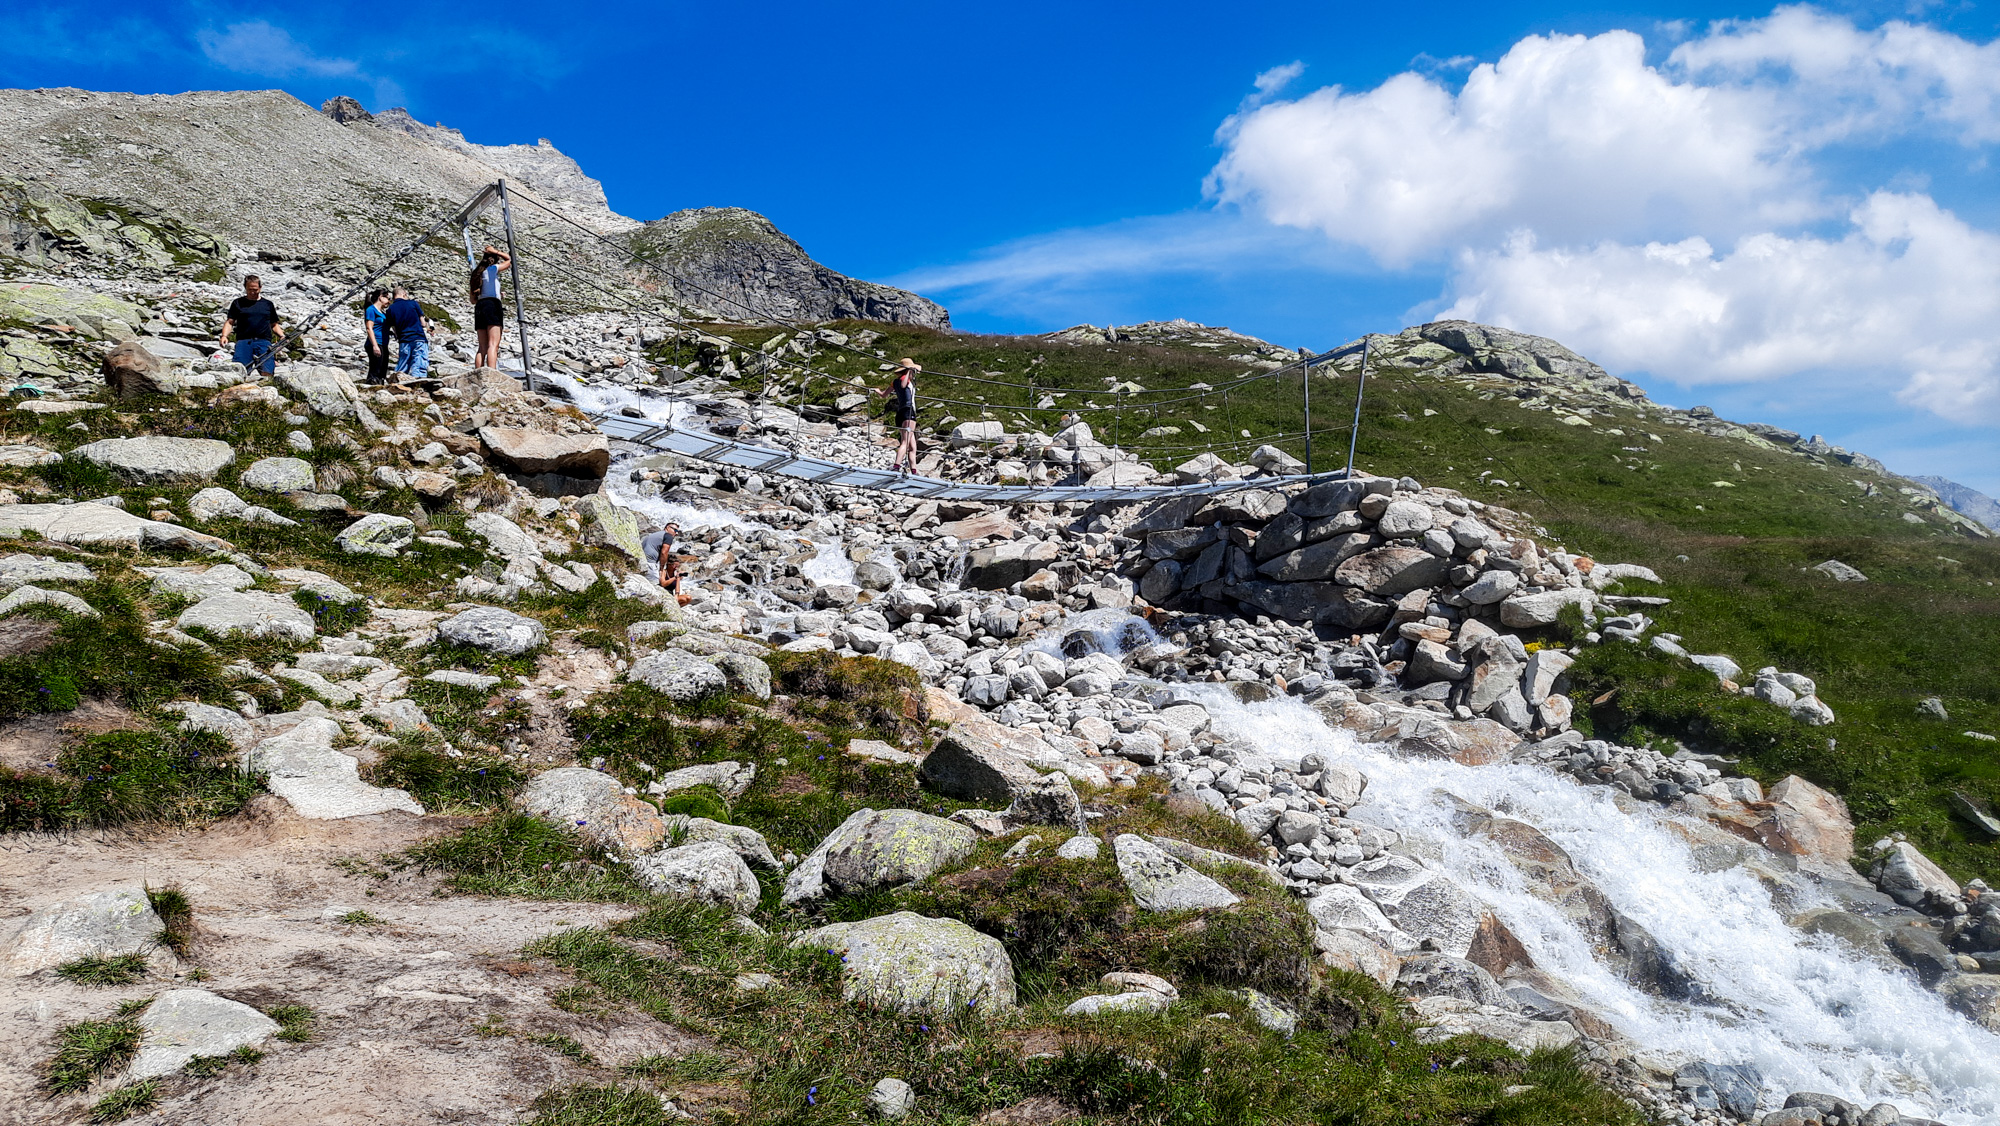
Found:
[792,912,1016,1013]
[630,841,761,912]
[821,809,977,895]
[518,766,667,855]
[628,649,728,701]
[919,718,1052,804]
[241,456,316,494]
[478,427,610,478]
[102,340,177,398]
[335,513,416,557]
[438,606,546,656]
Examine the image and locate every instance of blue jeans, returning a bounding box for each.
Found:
[232,338,275,375]
[395,337,429,380]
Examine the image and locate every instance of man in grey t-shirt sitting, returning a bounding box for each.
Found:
[641,522,686,604]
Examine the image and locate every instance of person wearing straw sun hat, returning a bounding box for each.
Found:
[874,358,922,473]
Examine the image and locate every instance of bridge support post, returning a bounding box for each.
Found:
[1345,336,1371,479]
[496,180,536,394]
[1303,358,1312,475]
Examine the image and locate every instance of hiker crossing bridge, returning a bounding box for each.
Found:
[283,180,1380,503]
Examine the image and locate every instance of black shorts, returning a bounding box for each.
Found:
[895,409,917,426]
[474,297,505,330]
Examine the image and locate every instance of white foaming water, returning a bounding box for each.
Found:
[1190,689,2000,1123]
[1020,606,1169,658]
[801,543,858,587]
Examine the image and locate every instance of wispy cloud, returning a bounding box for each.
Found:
[196,20,361,79]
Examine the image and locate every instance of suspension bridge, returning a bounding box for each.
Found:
[278,181,1380,505]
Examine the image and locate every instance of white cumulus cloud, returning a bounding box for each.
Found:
[1441,192,2000,423]
[196,21,361,79]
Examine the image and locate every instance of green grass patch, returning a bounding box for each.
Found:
[147,884,195,956]
[0,582,230,721]
[364,742,525,810]
[402,812,653,902]
[55,954,148,987]
[44,1001,148,1094]
[2,726,257,834]
[264,1003,316,1043]
[766,649,929,745]
[524,1084,675,1126]
[337,909,385,926]
[88,1079,160,1122]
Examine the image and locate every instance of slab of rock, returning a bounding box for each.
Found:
[0,502,231,553]
[147,564,254,602]
[665,816,780,870]
[846,738,919,766]
[241,456,316,493]
[1007,771,1088,833]
[244,717,423,819]
[128,989,281,1080]
[188,487,249,523]
[793,911,1016,1013]
[628,649,727,701]
[68,436,234,483]
[1870,840,1960,908]
[102,340,176,398]
[964,539,1060,589]
[438,606,545,656]
[1308,884,1414,952]
[276,366,374,421]
[821,809,977,894]
[162,702,254,749]
[1113,834,1240,911]
[0,585,97,618]
[1498,589,1594,628]
[1064,991,1169,1017]
[479,427,610,478]
[920,718,1053,804]
[1812,559,1868,582]
[578,494,643,562]
[1316,926,1402,987]
[177,591,316,643]
[1765,775,1854,872]
[519,767,666,855]
[0,887,163,976]
[335,513,416,557]
[1410,996,1578,1054]
[631,841,760,912]
[709,651,772,702]
[0,444,60,467]
[1346,854,1482,957]
[648,760,757,801]
[1335,546,1450,597]
[1239,987,1297,1037]
[465,512,542,560]
[425,669,502,691]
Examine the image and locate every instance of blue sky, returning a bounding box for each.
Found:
[7,1,2000,493]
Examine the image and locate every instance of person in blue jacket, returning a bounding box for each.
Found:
[385,286,431,381]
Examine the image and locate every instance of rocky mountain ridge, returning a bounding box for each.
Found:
[0,86,943,327]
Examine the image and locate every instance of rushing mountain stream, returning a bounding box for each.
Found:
[1194,690,2000,1124]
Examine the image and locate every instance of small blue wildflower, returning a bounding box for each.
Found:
[806,1086,817,1106]
[576,819,588,826]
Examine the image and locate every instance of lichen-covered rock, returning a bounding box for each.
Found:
[244,717,423,819]
[335,513,416,557]
[820,809,976,895]
[0,585,98,618]
[1064,991,1169,1017]
[793,912,1016,1013]
[628,649,727,700]
[630,841,761,912]
[241,456,317,493]
[0,887,163,976]
[177,590,316,643]
[578,494,643,562]
[438,606,546,656]
[68,436,234,483]
[1112,834,1240,911]
[274,365,373,422]
[518,767,666,855]
[0,554,95,590]
[709,651,772,701]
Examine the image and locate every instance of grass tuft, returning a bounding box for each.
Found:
[44,1007,147,1094]
[264,1003,316,1043]
[146,885,194,956]
[56,954,148,987]
[88,1079,159,1122]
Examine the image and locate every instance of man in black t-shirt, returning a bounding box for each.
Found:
[218,275,284,375]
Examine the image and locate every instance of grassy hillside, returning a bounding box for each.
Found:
[706,319,2000,886]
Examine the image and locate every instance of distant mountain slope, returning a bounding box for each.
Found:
[1914,476,2000,532]
[0,87,944,326]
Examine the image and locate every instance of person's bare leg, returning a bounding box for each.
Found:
[900,422,917,472]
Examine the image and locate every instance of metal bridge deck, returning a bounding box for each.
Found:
[588,412,1340,503]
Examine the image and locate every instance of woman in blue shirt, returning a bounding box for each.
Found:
[469,246,511,370]
[362,289,391,385]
